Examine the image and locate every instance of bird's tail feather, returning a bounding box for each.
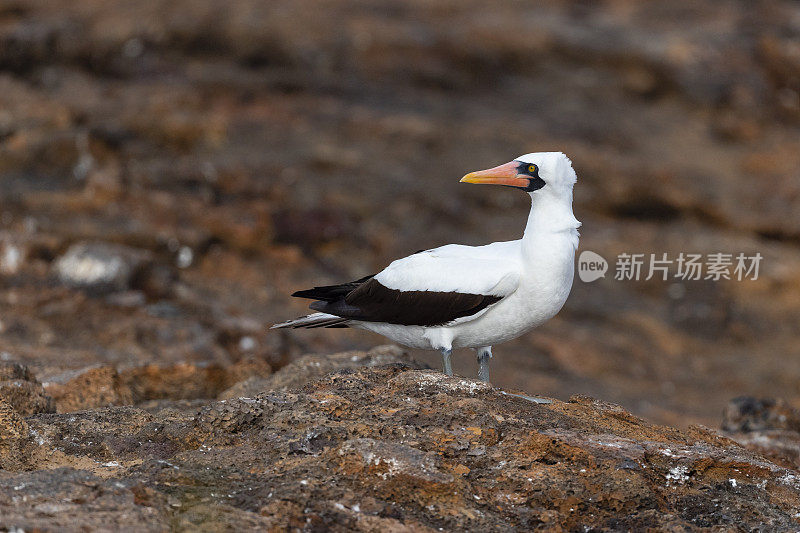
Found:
[270,312,349,329]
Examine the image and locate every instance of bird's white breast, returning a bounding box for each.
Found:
[448,232,576,348]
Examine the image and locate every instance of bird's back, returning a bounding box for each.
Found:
[373,241,522,296]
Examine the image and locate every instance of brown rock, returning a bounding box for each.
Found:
[44,366,134,413]
[0,397,34,471]
[3,351,800,530]
[722,397,800,469]
[0,361,35,381]
[255,344,428,392]
[214,357,275,400]
[336,437,455,484]
[217,375,271,401]
[0,397,28,441]
[0,362,55,415]
[120,362,229,402]
[121,358,273,403]
[222,356,273,392]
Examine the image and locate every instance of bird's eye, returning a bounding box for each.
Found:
[528,165,536,173]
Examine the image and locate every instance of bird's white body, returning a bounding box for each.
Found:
[354,198,579,350]
[274,151,580,383]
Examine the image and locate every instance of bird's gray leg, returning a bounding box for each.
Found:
[475,346,550,403]
[441,348,453,376]
[477,346,492,383]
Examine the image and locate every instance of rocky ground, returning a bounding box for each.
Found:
[1,0,800,528]
[3,346,800,531]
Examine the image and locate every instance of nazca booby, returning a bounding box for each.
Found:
[273,152,580,384]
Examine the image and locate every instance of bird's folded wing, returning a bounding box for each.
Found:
[298,246,521,327]
[374,245,520,296]
[308,251,519,327]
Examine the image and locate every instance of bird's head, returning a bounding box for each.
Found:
[460,152,577,203]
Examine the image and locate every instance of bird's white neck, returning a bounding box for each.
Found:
[521,192,580,259]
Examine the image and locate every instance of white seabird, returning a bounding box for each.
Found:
[272,152,580,384]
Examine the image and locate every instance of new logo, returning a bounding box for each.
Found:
[578,250,608,282]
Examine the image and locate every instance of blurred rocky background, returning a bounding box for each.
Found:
[2,0,799,426]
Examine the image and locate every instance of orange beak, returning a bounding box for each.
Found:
[460,161,527,187]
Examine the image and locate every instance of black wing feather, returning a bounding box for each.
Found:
[301,277,502,327]
[292,274,375,301]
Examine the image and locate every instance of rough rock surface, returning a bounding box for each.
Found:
[219,343,428,397]
[0,362,55,415]
[33,357,274,413]
[723,396,800,470]
[43,365,134,413]
[2,350,800,531]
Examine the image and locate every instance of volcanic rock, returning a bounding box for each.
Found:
[0,362,55,415]
[2,351,800,531]
[723,396,800,470]
[218,344,425,399]
[43,366,133,413]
